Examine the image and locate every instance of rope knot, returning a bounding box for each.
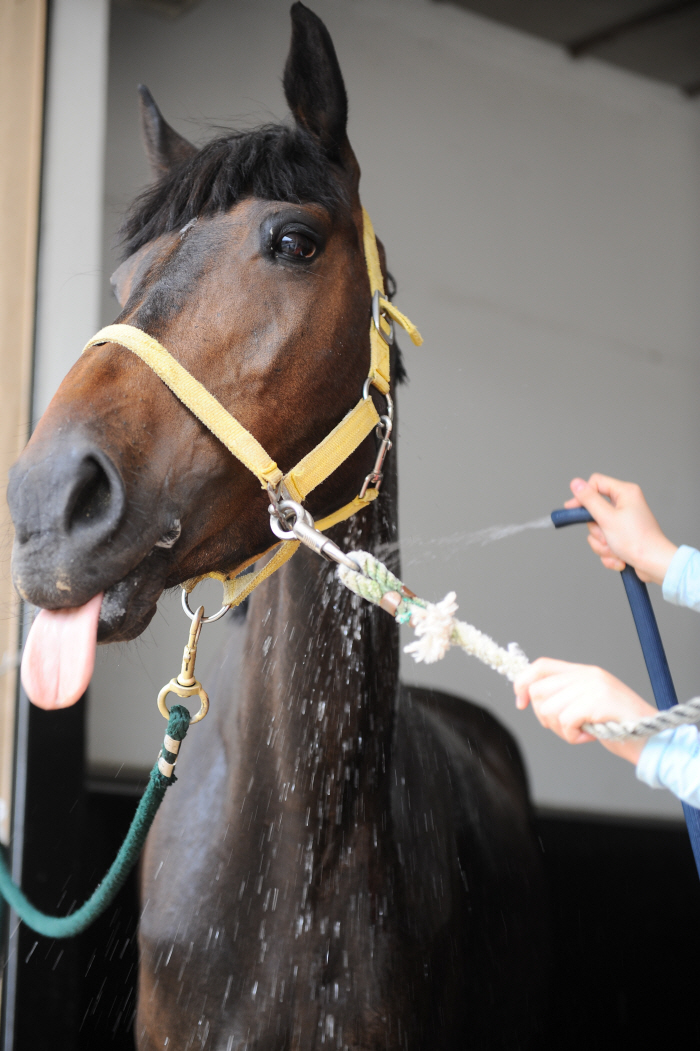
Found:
[336,550,529,680]
[166,703,192,742]
[404,592,458,664]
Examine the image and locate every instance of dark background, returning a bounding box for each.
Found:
[3,706,699,1051]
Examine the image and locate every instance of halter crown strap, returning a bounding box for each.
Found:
[362,207,422,397]
[83,209,422,606]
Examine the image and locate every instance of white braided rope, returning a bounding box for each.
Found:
[337,553,529,681]
[582,697,700,741]
[337,551,700,743]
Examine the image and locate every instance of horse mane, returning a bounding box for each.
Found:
[120,122,348,258]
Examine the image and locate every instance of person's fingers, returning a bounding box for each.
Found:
[514,658,578,711]
[519,658,655,752]
[518,660,578,698]
[513,678,530,709]
[587,522,606,544]
[532,688,583,737]
[558,696,607,743]
[531,676,582,710]
[529,676,572,708]
[531,695,565,728]
[586,532,609,555]
[533,687,603,744]
[587,533,625,569]
[585,473,628,503]
[563,496,581,509]
[513,657,570,691]
[529,675,586,716]
[569,478,616,527]
[513,664,539,709]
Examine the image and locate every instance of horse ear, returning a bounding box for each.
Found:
[283,4,356,173]
[110,238,166,308]
[138,84,197,180]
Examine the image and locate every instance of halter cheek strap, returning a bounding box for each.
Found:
[83,207,422,608]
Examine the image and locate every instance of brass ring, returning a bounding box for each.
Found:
[157,679,210,724]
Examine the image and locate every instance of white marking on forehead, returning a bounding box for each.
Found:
[179,217,198,239]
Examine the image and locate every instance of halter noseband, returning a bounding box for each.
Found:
[83,208,422,608]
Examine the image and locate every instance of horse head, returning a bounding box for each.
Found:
[9,3,398,706]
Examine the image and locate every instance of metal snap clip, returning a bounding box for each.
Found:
[158,604,210,724]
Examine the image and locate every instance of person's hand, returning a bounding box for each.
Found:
[514,658,657,763]
[564,474,677,585]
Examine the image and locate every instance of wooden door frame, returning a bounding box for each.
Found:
[0,0,46,852]
[0,0,47,1043]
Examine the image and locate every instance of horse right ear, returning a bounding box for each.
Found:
[283,4,358,180]
[138,84,197,180]
[111,237,166,308]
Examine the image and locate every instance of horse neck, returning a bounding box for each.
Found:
[231,449,400,845]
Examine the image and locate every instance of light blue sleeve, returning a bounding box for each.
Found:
[636,723,700,807]
[662,546,700,612]
[638,548,700,805]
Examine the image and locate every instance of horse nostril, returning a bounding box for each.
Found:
[66,456,118,534]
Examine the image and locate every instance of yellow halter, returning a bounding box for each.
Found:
[83,208,422,609]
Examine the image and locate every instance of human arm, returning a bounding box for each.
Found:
[513,658,656,764]
[514,660,700,806]
[636,724,700,808]
[661,546,700,612]
[563,474,677,585]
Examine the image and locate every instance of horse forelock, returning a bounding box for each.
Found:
[120,122,350,260]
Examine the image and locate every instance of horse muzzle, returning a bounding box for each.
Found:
[8,433,161,625]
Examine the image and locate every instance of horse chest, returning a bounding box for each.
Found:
[137,634,414,1050]
[139,777,413,1050]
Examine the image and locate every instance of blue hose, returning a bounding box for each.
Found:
[552,507,700,878]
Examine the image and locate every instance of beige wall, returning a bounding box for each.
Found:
[34,0,700,818]
[0,0,46,844]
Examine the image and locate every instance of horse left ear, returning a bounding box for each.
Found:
[283,4,357,176]
[138,84,197,180]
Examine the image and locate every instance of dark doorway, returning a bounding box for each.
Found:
[4,784,699,1050]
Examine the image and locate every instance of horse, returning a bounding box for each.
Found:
[8,5,549,1048]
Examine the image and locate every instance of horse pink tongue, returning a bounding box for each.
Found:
[21,592,103,710]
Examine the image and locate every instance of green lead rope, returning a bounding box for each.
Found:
[0,704,191,940]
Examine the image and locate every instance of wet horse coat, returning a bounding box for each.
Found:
[8,5,549,1047]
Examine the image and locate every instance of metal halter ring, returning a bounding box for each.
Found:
[269,499,315,542]
[372,290,394,346]
[267,499,358,570]
[363,378,394,423]
[181,588,230,623]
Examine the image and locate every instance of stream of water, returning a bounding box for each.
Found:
[378,516,554,567]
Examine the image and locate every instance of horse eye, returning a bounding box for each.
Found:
[276,232,317,259]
